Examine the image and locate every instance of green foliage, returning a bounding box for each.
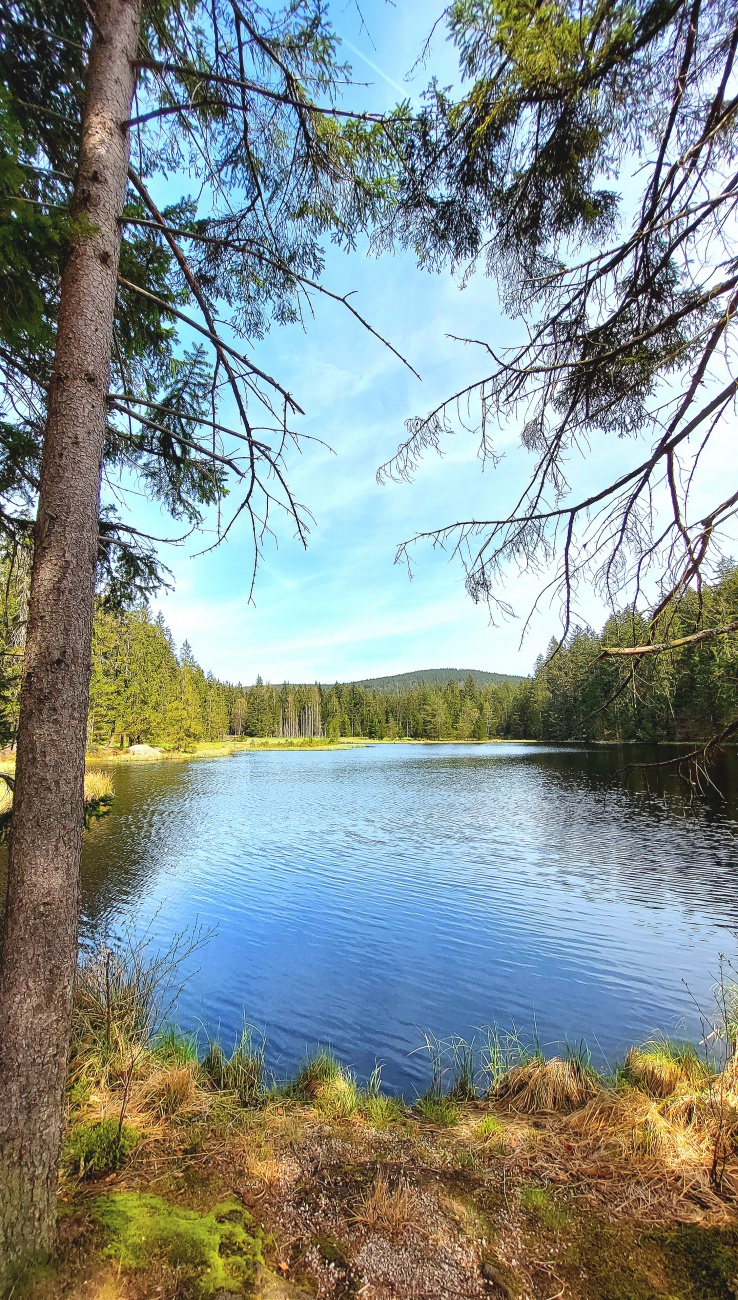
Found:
[62,1119,140,1179]
[532,566,738,744]
[380,0,738,651]
[0,1,412,604]
[476,1114,503,1140]
[90,1194,263,1294]
[3,543,738,750]
[356,669,525,692]
[154,1026,200,1067]
[287,1049,359,1116]
[621,1039,710,1097]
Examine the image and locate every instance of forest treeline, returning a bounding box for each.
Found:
[0,551,736,748]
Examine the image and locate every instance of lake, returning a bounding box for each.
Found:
[77,742,738,1095]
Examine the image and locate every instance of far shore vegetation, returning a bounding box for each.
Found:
[17,927,738,1299]
[1,550,738,760]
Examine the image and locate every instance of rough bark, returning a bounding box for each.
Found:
[0,0,141,1281]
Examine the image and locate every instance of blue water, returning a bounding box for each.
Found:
[79,743,738,1094]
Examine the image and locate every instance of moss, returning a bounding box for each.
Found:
[560,1219,664,1299]
[90,1194,263,1295]
[519,1185,569,1231]
[652,1224,738,1299]
[557,1215,738,1300]
[62,1119,140,1178]
[312,1233,351,1268]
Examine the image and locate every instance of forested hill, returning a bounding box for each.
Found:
[0,547,736,747]
[352,669,525,692]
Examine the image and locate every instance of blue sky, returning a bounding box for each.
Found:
[125,0,730,686]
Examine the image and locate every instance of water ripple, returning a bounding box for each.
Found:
[78,743,738,1093]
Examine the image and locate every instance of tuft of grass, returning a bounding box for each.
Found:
[90,1193,263,1294]
[622,1040,709,1097]
[360,1063,406,1126]
[315,1072,360,1118]
[62,1118,140,1178]
[0,767,113,833]
[476,1114,504,1141]
[350,1171,418,1236]
[630,1118,666,1156]
[416,1092,460,1126]
[285,1049,360,1117]
[362,1092,406,1126]
[83,769,114,807]
[72,922,213,1076]
[201,1025,264,1106]
[493,1054,600,1113]
[291,1049,342,1099]
[137,1064,199,1119]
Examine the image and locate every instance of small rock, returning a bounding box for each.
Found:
[481,1257,514,1297]
[251,1264,313,1299]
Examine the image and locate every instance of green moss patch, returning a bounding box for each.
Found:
[62,1119,140,1178]
[556,1215,738,1299]
[653,1224,738,1300]
[519,1185,569,1231]
[90,1193,263,1295]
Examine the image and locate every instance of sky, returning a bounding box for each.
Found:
[122,0,731,686]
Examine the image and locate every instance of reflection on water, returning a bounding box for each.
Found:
[12,743,738,1093]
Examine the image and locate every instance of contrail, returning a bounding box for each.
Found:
[342,38,407,97]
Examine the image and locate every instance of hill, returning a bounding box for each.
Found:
[350,668,526,693]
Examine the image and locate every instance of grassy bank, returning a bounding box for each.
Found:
[13,940,738,1300]
[84,738,363,763]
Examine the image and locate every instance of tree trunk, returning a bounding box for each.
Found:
[0,0,141,1280]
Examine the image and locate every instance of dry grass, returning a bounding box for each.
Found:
[84,770,114,805]
[133,1064,201,1119]
[623,1041,709,1097]
[350,1171,419,1236]
[484,1073,738,1221]
[492,1055,600,1113]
